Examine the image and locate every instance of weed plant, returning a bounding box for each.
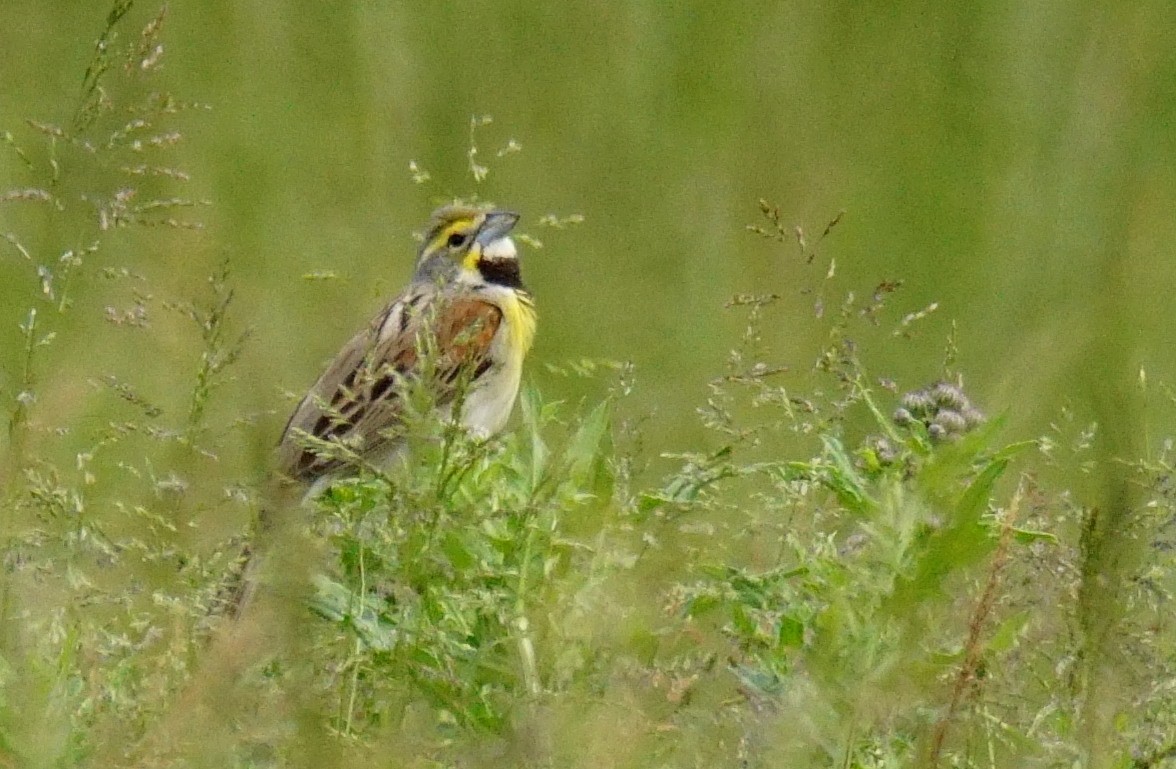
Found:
[1,5,1174,769]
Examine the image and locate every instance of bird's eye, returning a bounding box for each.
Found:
[447,232,468,248]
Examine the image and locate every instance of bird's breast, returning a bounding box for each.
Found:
[461,289,535,437]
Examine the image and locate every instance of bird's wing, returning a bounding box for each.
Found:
[276,289,503,482]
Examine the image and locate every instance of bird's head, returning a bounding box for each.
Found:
[414,204,524,290]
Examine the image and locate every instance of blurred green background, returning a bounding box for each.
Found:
[2,0,1175,471]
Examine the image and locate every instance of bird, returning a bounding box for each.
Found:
[277,203,536,485]
[224,204,535,616]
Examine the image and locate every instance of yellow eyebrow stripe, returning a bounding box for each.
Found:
[431,219,477,250]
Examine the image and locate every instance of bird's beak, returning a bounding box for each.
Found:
[475,211,520,247]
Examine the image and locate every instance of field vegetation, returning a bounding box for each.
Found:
[1,3,1175,767]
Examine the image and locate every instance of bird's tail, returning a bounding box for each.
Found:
[213,476,307,620]
[215,535,260,619]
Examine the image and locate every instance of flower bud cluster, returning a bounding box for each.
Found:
[892,381,984,442]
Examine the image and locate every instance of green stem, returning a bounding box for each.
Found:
[514,506,541,696]
[344,545,366,736]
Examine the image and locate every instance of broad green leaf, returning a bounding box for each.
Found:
[562,398,611,488]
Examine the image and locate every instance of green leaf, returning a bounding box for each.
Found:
[562,398,611,488]
[986,610,1030,653]
[954,457,1008,530]
[819,434,876,514]
[519,383,549,493]
[686,593,721,618]
[636,492,666,514]
[887,454,1013,613]
[310,575,398,651]
[442,531,475,570]
[1012,527,1058,545]
[731,603,756,637]
[777,615,805,648]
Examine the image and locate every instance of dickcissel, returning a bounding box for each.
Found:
[223,204,535,618]
[276,204,536,485]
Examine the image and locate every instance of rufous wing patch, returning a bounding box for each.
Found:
[276,295,503,481]
[435,297,502,370]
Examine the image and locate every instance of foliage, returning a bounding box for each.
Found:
[307,387,614,735]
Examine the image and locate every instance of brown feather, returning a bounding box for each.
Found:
[276,291,502,482]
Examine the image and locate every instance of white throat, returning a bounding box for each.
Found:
[481,236,517,260]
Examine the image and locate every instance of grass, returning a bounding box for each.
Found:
[1,4,1175,768]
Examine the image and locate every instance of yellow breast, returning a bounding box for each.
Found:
[501,290,537,363]
[458,286,535,438]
